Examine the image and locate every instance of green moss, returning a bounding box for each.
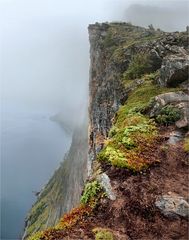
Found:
[123,53,152,79]
[98,145,126,168]
[28,204,93,240]
[156,105,181,125]
[143,71,160,81]
[184,137,189,152]
[101,24,163,59]
[26,209,48,236]
[93,228,114,240]
[108,126,119,138]
[98,113,158,171]
[28,231,43,240]
[111,46,126,64]
[103,30,118,48]
[123,79,134,89]
[98,74,183,171]
[81,180,102,204]
[116,79,180,127]
[29,202,47,225]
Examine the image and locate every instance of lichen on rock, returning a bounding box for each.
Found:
[155,194,189,218]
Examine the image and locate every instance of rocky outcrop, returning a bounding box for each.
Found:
[88,24,127,174]
[159,53,189,87]
[155,194,189,218]
[97,173,116,201]
[149,91,189,128]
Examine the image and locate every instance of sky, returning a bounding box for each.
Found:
[0,0,188,114]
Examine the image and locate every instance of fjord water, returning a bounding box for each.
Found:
[0,106,71,239]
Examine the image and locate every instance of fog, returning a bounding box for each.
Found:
[0,0,188,238]
[0,0,188,117]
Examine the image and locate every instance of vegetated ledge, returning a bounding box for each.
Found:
[26,22,189,240]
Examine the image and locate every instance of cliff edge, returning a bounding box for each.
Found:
[26,22,189,240]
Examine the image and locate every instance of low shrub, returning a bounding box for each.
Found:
[81,180,102,205]
[108,126,118,137]
[29,205,93,240]
[56,205,92,230]
[93,228,114,240]
[156,105,181,125]
[123,53,152,80]
[115,80,180,128]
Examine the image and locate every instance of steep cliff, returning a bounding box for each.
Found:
[26,23,189,240]
[23,119,88,239]
[88,22,188,165]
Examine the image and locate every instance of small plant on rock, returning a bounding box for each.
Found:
[108,126,118,137]
[123,53,152,80]
[81,180,102,205]
[156,105,181,125]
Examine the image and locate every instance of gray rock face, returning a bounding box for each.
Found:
[88,24,127,173]
[151,92,188,110]
[167,131,184,144]
[149,91,189,128]
[23,121,88,238]
[88,25,189,170]
[97,173,116,201]
[159,53,189,87]
[149,49,162,71]
[155,194,189,218]
[175,102,189,128]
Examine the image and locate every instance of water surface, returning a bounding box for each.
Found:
[1,106,71,239]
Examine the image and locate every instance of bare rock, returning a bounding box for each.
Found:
[155,194,189,218]
[168,130,184,144]
[159,53,189,87]
[149,49,162,71]
[175,102,189,128]
[97,173,116,201]
[149,91,189,128]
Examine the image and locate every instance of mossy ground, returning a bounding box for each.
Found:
[28,180,104,240]
[184,137,189,152]
[98,75,181,171]
[98,113,160,171]
[102,23,163,56]
[117,77,180,127]
[28,205,93,240]
[93,228,114,240]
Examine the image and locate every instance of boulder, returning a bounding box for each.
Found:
[97,173,116,201]
[149,49,162,71]
[155,194,189,218]
[175,102,189,128]
[149,91,189,128]
[159,53,189,87]
[168,130,184,144]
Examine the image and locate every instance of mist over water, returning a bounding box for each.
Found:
[1,106,71,239]
[0,0,188,239]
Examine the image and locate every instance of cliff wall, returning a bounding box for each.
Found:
[25,22,189,240]
[23,119,88,238]
[88,23,127,174]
